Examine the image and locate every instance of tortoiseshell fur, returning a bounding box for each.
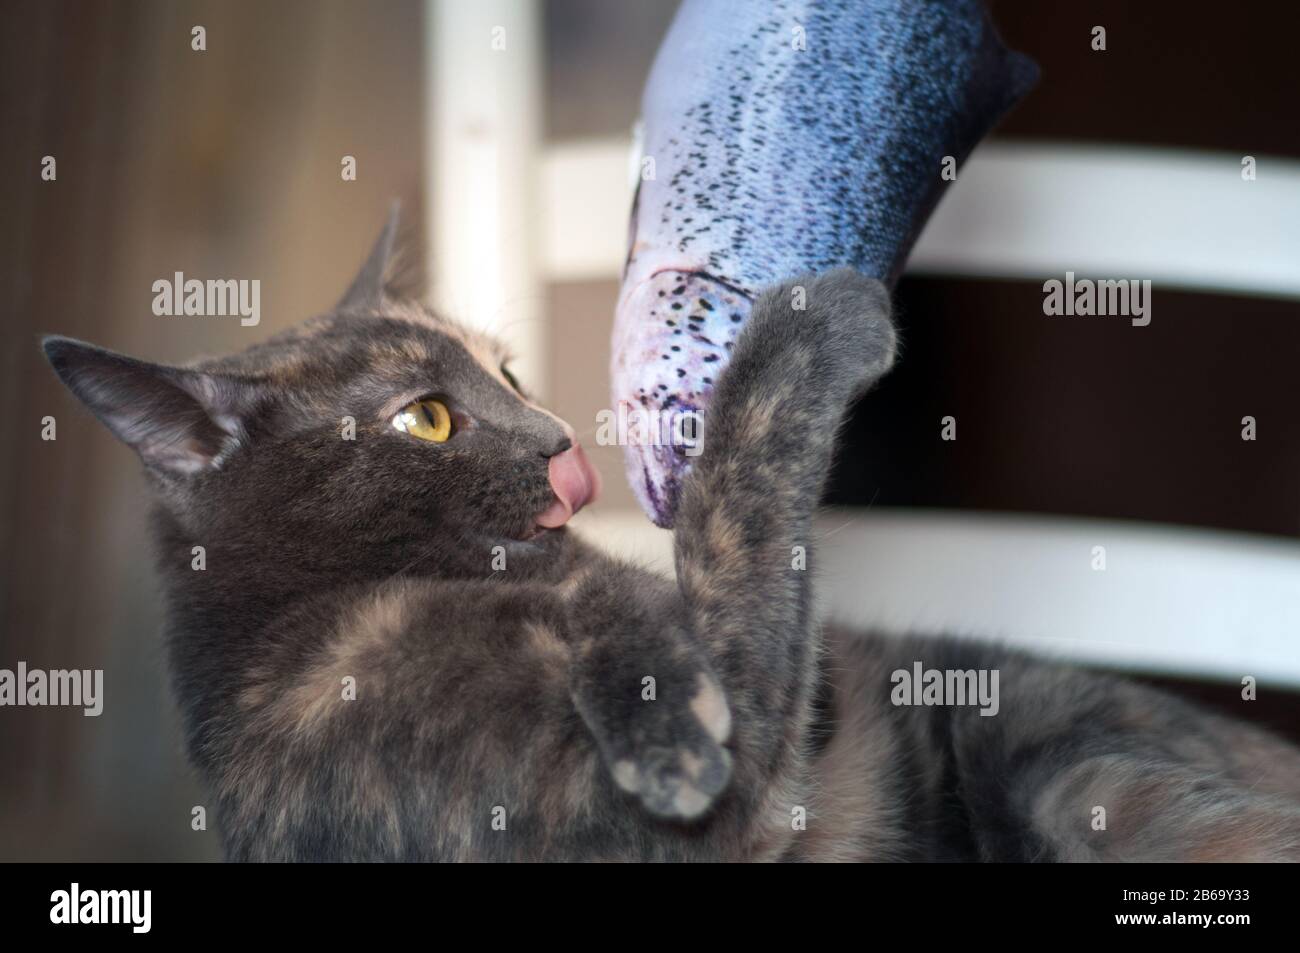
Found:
[44,221,1300,861]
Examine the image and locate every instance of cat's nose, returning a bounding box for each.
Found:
[541,422,577,459]
[541,435,573,459]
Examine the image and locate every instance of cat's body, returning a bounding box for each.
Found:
[45,216,1300,861]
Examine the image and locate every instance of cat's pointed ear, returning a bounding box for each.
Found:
[42,336,255,475]
[336,202,400,313]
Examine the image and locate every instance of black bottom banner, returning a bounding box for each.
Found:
[2,862,1288,939]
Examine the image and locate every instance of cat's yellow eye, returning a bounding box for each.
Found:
[392,398,453,443]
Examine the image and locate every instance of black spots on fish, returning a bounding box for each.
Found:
[703,355,718,363]
[676,369,686,378]
[658,290,665,297]
[666,319,676,327]
[671,303,683,311]
[671,346,681,352]
[662,355,670,360]
[702,377,712,385]
[674,329,682,336]
[698,299,714,311]
[638,15,869,290]
[730,313,743,323]
[672,285,685,295]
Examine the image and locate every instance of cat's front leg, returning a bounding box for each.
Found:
[672,268,897,832]
[564,271,895,827]
[563,566,733,820]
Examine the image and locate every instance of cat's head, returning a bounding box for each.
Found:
[41,208,601,589]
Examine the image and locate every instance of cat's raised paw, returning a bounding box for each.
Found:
[766,268,897,389]
[611,734,732,820]
[578,665,734,821]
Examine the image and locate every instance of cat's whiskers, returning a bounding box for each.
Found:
[814,490,881,544]
[478,302,550,340]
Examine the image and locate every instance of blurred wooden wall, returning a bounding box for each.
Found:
[0,0,424,860]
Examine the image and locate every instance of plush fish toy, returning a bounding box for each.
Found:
[612,0,1037,526]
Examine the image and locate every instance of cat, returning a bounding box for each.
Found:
[43,211,1300,861]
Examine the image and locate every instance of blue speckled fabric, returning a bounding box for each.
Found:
[612,0,1037,525]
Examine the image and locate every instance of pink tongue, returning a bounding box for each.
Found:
[535,444,602,529]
